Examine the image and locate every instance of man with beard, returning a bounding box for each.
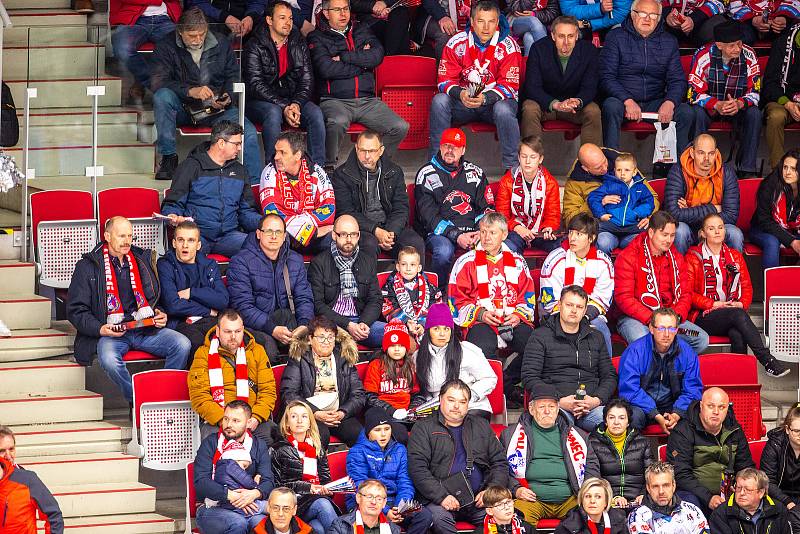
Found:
[628,462,710,533]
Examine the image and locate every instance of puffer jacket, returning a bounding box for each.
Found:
[254,515,314,534]
[500,410,600,495]
[281,326,365,415]
[227,233,314,334]
[761,427,800,506]
[407,411,509,504]
[0,457,63,534]
[188,327,277,425]
[269,433,334,515]
[554,507,627,534]
[667,399,755,506]
[599,17,687,106]
[709,494,792,534]
[521,314,617,403]
[162,142,262,240]
[67,243,160,366]
[307,17,383,100]
[328,511,401,534]
[685,243,753,322]
[588,425,653,500]
[243,25,312,108]
[157,250,229,327]
[587,173,656,227]
[345,433,415,511]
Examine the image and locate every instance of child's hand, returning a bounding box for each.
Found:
[254,474,262,484]
[600,214,612,221]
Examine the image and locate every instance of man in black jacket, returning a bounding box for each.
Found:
[709,468,792,534]
[333,130,425,259]
[67,217,191,404]
[762,25,800,168]
[151,7,264,181]
[521,285,617,432]
[348,0,410,56]
[307,214,385,348]
[307,0,408,167]
[243,1,325,167]
[667,388,756,516]
[407,379,509,534]
[521,16,602,147]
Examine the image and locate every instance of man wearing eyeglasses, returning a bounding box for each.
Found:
[598,0,693,152]
[709,468,793,534]
[617,307,703,432]
[308,214,386,347]
[328,480,401,534]
[253,487,315,534]
[162,120,263,257]
[227,213,315,362]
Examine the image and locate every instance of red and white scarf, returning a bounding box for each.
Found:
[505,421,589,490]
[288,433,320,484]
[206,429,254,506]
[510,166,548,232]
[276,158,314,214]
[208,336,249,408]
[563,244,602,295]
[695,243,742,302]
[103,244,154,325]
[640,239,682,310]
[484,515,526,534]
[355,510,392,534]
[586,513,612,534]
[475,243,520,314]
[773,190,800,232]
[392,273,429,322]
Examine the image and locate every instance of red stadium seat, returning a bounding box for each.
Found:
[327,449,350,510]
[272,363,286,416]
[185,462,200,533]
[487,359,508,434]
[98,187,165,255]
[763,266,800,360]
[648,178,666,204]
[375,55,437,150]
[750,439,767,468]
[122,350,161,363]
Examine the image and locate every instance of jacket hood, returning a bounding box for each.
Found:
[187,142,242,172]
[679,145,723,183]
[465,14,512,44]
[241,231,291,262]
[202,324,258,352]
[0,455,12,483]
[288,325,359,365]
[622,15,665,38]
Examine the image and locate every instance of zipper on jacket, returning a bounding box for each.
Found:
[622,182,633,226]
[2,498,7,527]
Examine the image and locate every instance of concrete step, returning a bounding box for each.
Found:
[51,482,157,517]
[11,421,124,457]
[4,43,106,81]
[45,513,176,534]
[14,122,140,149]
[16,452,141,486]
[7,78,122,109]
[5,24,91,45]
[8,9,88,27]
[0,390,103,425]
[0,294,52,329]
[0,323,75,363]
[4,0,72,9]
[20,107,141,127]
[0,260,36,294]
[0,360,85,394]
[6,142,154,176]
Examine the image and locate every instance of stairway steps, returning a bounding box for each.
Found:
[0,323,75,363]
[0,390,103,425]
[0,260,36,293]
[51,482,157,517]
[5,25,92,45]
[43,513,176,533]
[0,294,53,329]
[7,78,123,109]
[4,43,105,80]
[6,143,154,176]
[12,421,125,457]
[4,0,72,9]
[7,9,88,27]
[20,108,141,127]
[14,122,141,149]
[0,360,85,393]
[16,452,141,486]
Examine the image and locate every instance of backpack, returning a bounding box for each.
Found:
[1,83,19,148]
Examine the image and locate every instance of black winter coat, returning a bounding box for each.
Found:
[762,26,800,106]
[280,350,366,417]
[709,495,792,534]
[521,314,617,402]
[761,427,800,506]
[588,425,653,501]
[306,17,383,100]
[269,435,336,515]
[407,411,509,504]
[553,507,628,534]
[332,149,409,235]
[751,171,800,247]
[307,249,382,328]
[243,25,313,108]
[67,244,160,366]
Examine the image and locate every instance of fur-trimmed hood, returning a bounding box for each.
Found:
[288,325,359,365]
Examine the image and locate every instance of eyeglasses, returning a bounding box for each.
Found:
[335,230,360,240]
[654,326,678,334]
[358,493,387,502]
[490,499,514,509]
[632,9,660,19]
[223,139,243,147]
[734,485,762,495]
[269,505,295,514]
[314,335,336,343]
[325,6,350,13]
[259,228,285,237]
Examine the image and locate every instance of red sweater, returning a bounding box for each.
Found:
[685,244,753,322]
[110,0,182,26]
[363,358,418,410]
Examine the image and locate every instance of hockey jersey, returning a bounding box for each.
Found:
[727,0,800,20]
[687,43,761,110]
[539,242,614,319]
[627,501,710,534]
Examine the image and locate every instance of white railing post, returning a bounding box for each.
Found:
[21,88,36,263]
[87,85,106,223]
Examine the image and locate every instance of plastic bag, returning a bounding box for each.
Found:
[653,121,678,164]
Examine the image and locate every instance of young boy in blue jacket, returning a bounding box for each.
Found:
[587,153,656,254]
[346,410,433,534]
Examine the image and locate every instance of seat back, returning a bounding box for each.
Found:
[30,190,98,288]
[407,183,416,226]
[272,363,286,417]
[376,56,437,150]
[98,187,165,255]
[356,361,368,383]
[736,178,763,233]
[699,353,765,440]
[680,54,693,76]
[327,449,349,509]
[185,461,198,534]
[487,359,507,426]
[252,184,261,207]
[131,369,199,470]
[658,444,667,461]
[764,266,800,360]
[750,439,768,468]
[648,178,667,204]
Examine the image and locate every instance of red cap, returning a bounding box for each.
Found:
[382,320,411,353]
[440,128,467,148]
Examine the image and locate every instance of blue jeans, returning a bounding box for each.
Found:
[750,225,785,269]
[560,405,605,432]
[302,497,338,534]
[596,231,640,255]
[429,93,520,169]
[200,231,249,258]
[349,316,387,349]
[425,234,456,289]
[616,315,710,354]
[674,222,743,255]
[511,16,547,56]
[504,231,561,254]
[601,97,693,152]
[111,15,175,88]
[153,87,264,181]
[693,104,762,172]
[97,328,191,402]
[245,99,326,167]
[196,504,266,534]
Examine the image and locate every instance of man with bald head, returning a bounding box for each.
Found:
[663,133,743,254]
[307,214,385,347]
[68,216,191,406]
[667,387,755,515]
[562,143,660,227]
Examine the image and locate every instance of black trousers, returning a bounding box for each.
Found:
[175,316,218,367]
[359,227,426,266]
[318,416,363,449]
[694,307,773,366]
[466,322,533,391]
[360,7,410,55]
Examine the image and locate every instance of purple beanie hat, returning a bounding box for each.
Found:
[426,303,454,329]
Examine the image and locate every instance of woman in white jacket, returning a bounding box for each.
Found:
[411,303,498,418]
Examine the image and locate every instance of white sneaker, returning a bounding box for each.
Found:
[0,319,10,337]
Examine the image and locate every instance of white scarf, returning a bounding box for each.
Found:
[509,166,548,232]
[505,422,589,489]
[475,242,520,315]
[355,510,392,534]
[208,337,249,408]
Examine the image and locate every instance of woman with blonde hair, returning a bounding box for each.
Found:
[762,404,800,518]
[554,478,627,534]
[270,400,339,534]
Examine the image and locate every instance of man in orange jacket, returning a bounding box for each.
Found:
[0,451,63,534]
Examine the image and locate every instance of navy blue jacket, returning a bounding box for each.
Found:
[162,142,262,241]
[227,233,314,334]
[213,458,258,490]
[329,511,401,534]
[599,18,687,106]
[157,250,229,327]
[587,173,655,226]
[186,0,265,23]
[194,432,274,504]
[664,157,740,227]
[523,38,598,110]
[618,334,703,419]
[345,433,415,512]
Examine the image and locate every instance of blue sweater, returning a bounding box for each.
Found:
[157,250,229,328]
[587,173,655,227]
[345,433,415,513]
